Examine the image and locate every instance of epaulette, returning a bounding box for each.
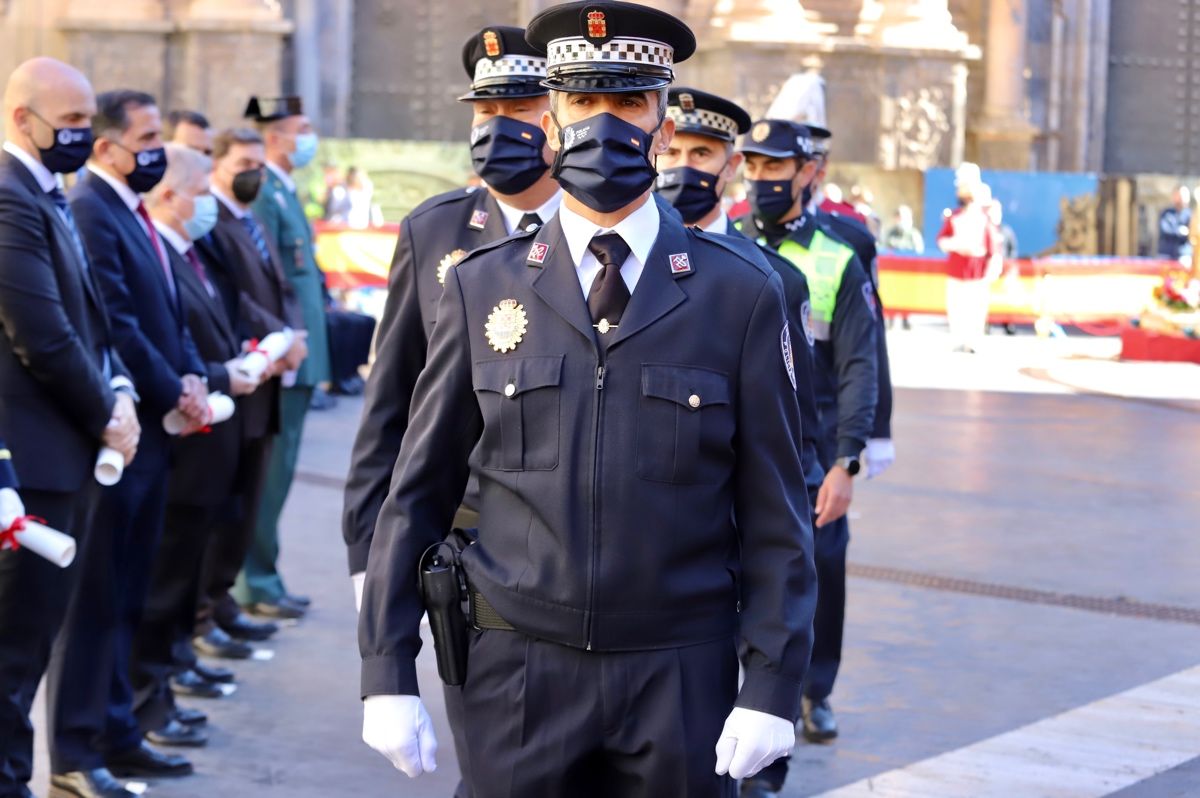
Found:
[407,186,480,221]
[453,225,539,271]
[692,228,772,277]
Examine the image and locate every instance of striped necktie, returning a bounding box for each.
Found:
[47,186,89,271]
[239,214,272,265]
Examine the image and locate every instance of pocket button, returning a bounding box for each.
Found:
[688,394,701,409]
[504,382,517,398]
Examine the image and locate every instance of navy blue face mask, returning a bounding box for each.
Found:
[655,165,723,225]
[551,112,659,214]
[112,143,167,194]
[29,111,93,175]
[470,116,549,196]
[746,178,796,225]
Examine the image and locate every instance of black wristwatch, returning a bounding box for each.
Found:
[834,456,861,477]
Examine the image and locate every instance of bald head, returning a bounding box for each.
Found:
[4,57,96,169]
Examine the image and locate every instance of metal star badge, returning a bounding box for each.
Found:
[438,249,468,285]
[485,299,528,353]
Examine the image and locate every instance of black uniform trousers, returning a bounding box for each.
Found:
[197,434,273,632]
[0,485,98,796]
[49,442,170,772]
[452,629,737,798]
[131,501,221,732]
[325,308,375,392]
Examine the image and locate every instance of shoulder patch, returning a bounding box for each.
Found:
[781,323,797,390]
[800,300,815,347]
[862,282,877,315]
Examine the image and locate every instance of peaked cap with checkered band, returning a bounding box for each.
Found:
[666,87,751,143]
[525,1,696,93]
[460,25,549,101]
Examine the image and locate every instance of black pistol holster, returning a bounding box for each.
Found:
[419,535,470,686]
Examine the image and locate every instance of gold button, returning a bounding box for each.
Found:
[504,382,516,398]
[688,394,701,408]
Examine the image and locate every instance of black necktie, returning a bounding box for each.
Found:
[587,233,631,335]
[47,187,89,271]
[517,212,543,233]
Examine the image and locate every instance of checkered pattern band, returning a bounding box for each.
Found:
[547,37,674,72]
[666,107,740,139]
[474,55,548,85]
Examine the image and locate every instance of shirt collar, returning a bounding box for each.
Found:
[559,193,660,268]
[152,220,191,257]
[3,141,58,192]
[494,189,564,235]
[87,163,141,212]
[211,186,247,219]
[702,210,730,236]
[266,160,296,193]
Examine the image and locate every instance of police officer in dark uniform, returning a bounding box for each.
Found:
[738,120,877,775]
[808,125,895,479]
[342,24,562,603]
[359,4,816,796]
[654,87,824,509]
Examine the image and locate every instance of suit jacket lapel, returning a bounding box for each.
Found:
[608,213,689,348]
[479,190,509,241]
[34,183,107,312]
[170,246,236,346]
[87,174,180,316]
[528,216,596,347]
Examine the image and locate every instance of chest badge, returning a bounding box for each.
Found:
[485,299,528,353]
[437,249,468,285]
[469,209,490,230]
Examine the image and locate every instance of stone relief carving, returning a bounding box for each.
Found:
[880,85,951,169]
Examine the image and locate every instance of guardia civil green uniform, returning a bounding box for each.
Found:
[234,96,331,607]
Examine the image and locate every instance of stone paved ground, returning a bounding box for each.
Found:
[31,328,1200,797]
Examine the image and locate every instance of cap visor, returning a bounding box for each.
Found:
[540,75,671,93]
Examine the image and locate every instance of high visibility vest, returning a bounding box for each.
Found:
[771,233,853,341]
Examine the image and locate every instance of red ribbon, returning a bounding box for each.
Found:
[0,515,46,552]
[247,338,269,357]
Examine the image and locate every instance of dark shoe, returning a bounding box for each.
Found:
[170,669,225,699]
[247,597,306,620]
[105,742,193,778]
[145,718,208,748]
[192,660,235,684]
[218,612,279,642]
[49,768,136,798]
[193,626,254,659]
[802,697,838,743]
[739,778,779,798]
[284,592,311,608]
[309,387,337,410]
[171,706,208,726]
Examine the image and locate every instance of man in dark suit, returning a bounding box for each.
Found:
[360,4,817,794]
[191,127,307,654]
[52,89,211,784]
[130,143,264,748]
[0,57,141,798]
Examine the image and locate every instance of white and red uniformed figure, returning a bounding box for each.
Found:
[937,162,1000,353]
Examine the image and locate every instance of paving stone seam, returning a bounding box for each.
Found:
[849,563,1200,626]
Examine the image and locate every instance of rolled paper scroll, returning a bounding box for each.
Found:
[95,446,124,486]
[163,392,236,435]
[0,515,76,568]
[235,329,295,382]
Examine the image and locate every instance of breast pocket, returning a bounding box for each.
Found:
[474,355,563,471]
[636,364,734,485]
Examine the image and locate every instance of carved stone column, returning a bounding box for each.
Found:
[168,0,293,128]
[971,0,1039,169]
[57,0,172,98]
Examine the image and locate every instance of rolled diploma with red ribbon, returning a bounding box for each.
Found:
[236,329,294,382]
[162,392,236,435]
[0,514,76,568]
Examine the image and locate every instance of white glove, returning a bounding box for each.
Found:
[352,571,366,612]
[714,707,795,780]
[0,487,25,529]
[863,438,896,480]
[363,695,438,778]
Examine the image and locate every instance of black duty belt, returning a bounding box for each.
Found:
[471,590,515,631]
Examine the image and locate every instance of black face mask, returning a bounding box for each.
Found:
[747,178,797,225]
[29,111,93,175]
[120,145,167,194]
[551,112,659,213]
[655,165,722,225]
[470,117,549,196]
[232,167,265,204]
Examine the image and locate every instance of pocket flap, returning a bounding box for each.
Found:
[475,355,564,398]
[641,364,731,410]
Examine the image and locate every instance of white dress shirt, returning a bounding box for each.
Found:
[703,211,731,236]
[212,186,249,220]
[557,194,660,297]
[267,161,296,194]
[495,190,564,235]
[3,140,57,191]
